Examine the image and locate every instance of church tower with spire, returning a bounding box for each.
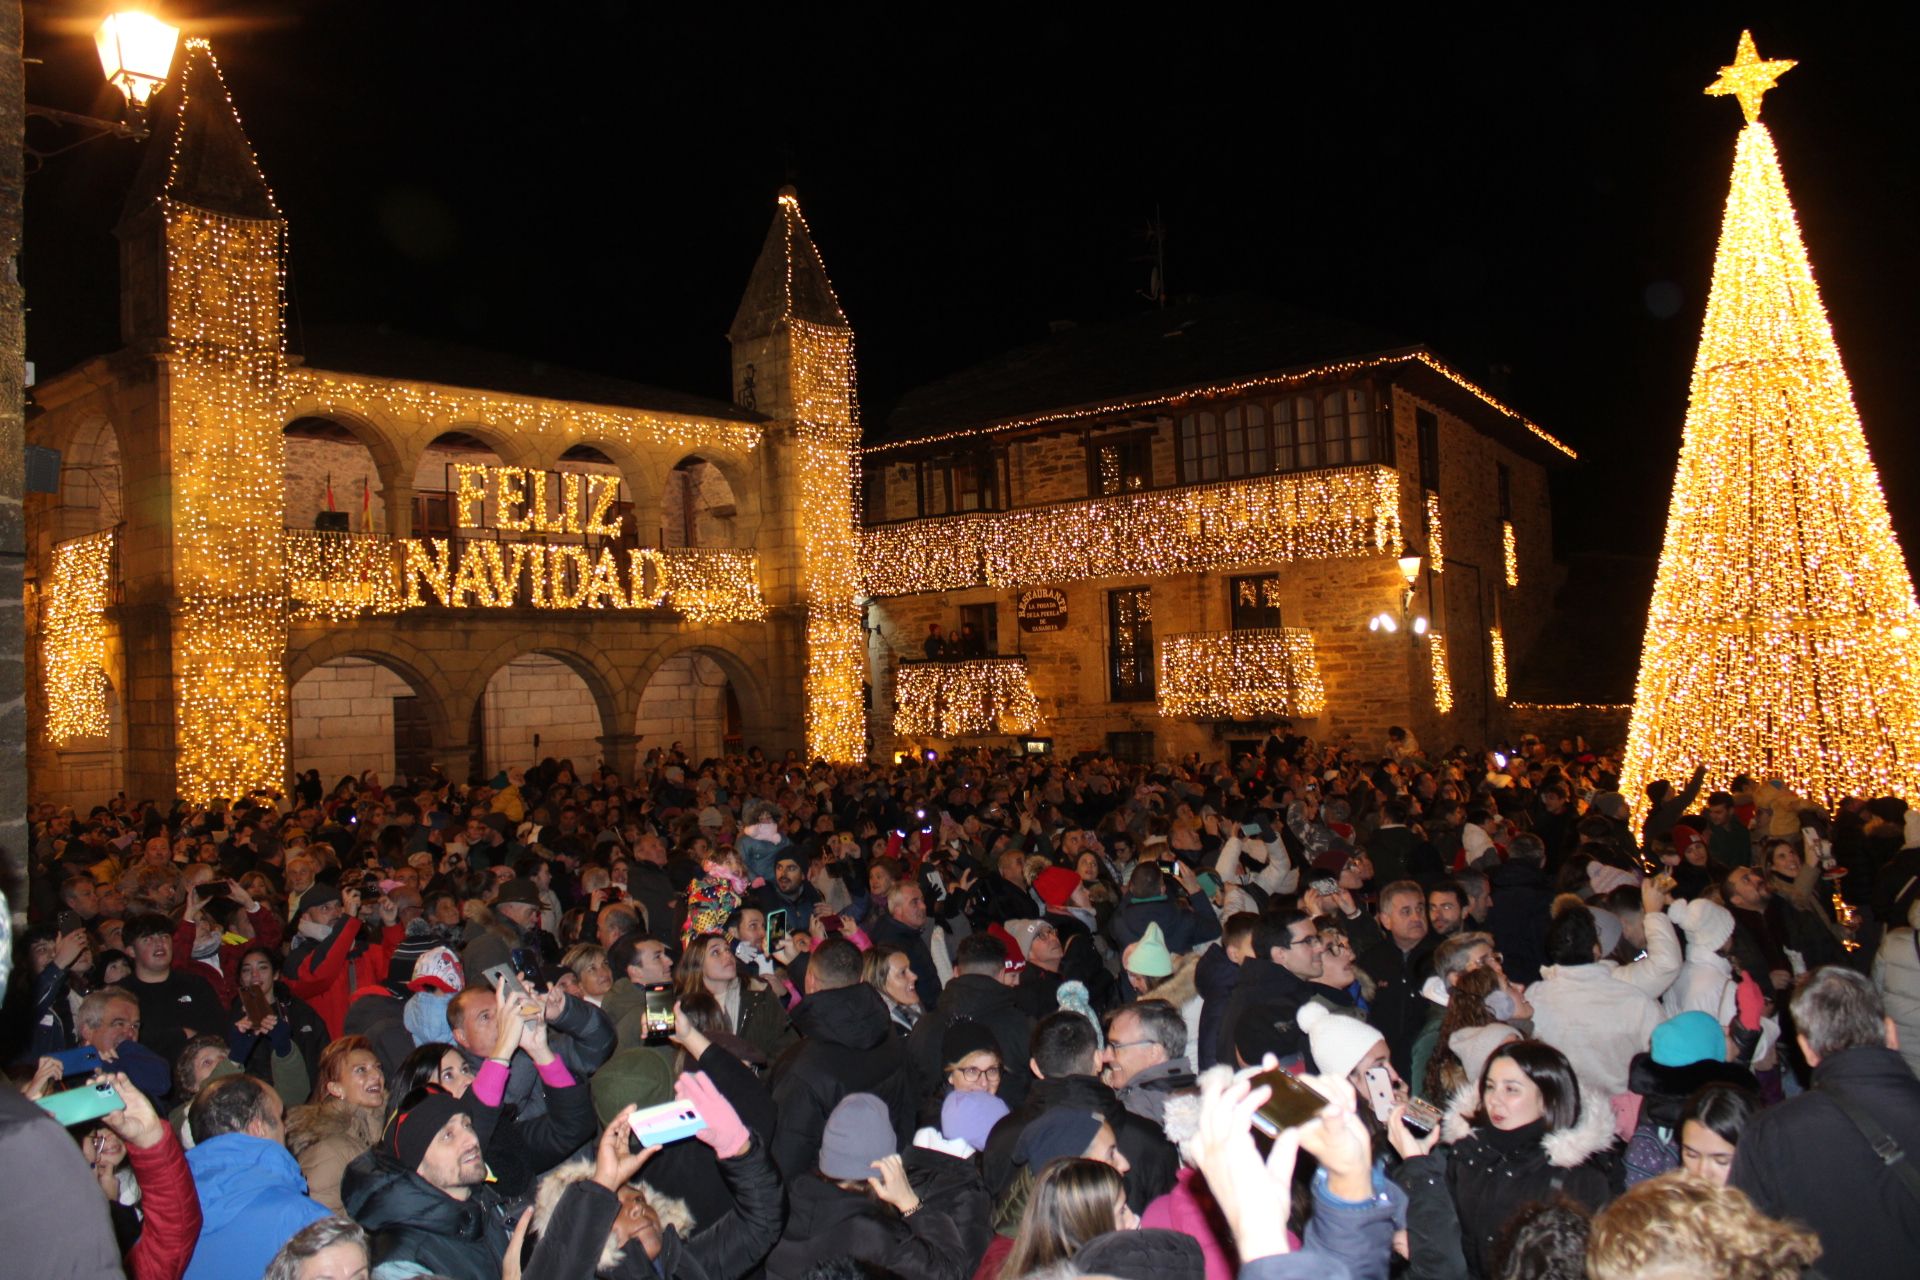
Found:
[729,189,866,761]
[115,38,290,801]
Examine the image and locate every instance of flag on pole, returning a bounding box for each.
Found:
[360,476,371,531]
[325,472,336,512]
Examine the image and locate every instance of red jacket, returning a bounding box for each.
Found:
[124,1125,202,1280]
[171,906,284,1008]
[287,917,403,1039]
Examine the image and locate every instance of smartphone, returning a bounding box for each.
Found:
[38,1079,125,1127]
[1310,877,1340,898]
[627,1099,707,1151]
[642,983,675,1045]
[241,985,274,1026]
[55,910,83,936]
[1400,1096,1443,1140]
[509,948,546,993]
[1241,823,1264,838]
[1247,1066,1328,1138]
[1362,1066,1398,1124]
[766,909,789,952]
[482,963,538,1012]
[50,1045,103,1077]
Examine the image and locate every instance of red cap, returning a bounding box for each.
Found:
[1034,866,1080,909]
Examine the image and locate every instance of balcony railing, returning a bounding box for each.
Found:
[894,655,1045,738]
[861,464,1401,596]
[1157,626,1325,719]
[283,530,766,623]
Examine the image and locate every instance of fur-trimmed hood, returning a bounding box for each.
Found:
[1441,1083,1616,1169]
[530,1158,696,1273]
[1152,949,1202,1010]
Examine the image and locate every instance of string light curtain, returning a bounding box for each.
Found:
[1622,33,1920,818]
[863,465,1400,596]
[1157,627,1325,719]
[44,530,117,741]
[1424,492,1445,574]
[1429,632,1453,714]
[1501,521,1518,587]
[1489,626,1509,700]
[893,658,1045,737]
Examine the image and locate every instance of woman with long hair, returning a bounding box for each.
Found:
[284,1035,386,1212]
[228,944,329,1104]
[675,931,794,1061]
[997,1158,1135,1279]
[1422,966,1510,1102]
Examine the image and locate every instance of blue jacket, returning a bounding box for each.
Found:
[737,831,792,887]
[184,1132,330,1280]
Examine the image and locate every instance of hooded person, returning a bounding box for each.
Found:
[736,805,792,888]
[765,1093,985,1280]
[340,1086,512,1280]
[1034,867,1116,1010]
[1661,899,1740,1029]
[284,882,404,1040]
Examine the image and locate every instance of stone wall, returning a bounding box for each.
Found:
[632,652,731,762]
[481,654,604,775]
[290,658,410,785]
[286,436,386,532]
[660,460,738,548]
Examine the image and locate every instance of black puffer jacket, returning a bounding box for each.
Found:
[768,984,917,1178]
[907,973,1036,1106]
[341,1147,512,1280]
[1212,954,1322,1068]
[525,1136,785,1280]
[903,1143,995,1271]
[764,1172,971,1280]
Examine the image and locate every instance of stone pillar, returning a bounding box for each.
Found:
[596,731,639,781]
[0,1,29,890]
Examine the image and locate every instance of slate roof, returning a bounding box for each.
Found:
[294,323,761,424]
[121,39,279,224]
[728,187,848,344]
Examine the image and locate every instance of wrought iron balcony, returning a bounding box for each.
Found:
[1157,626,1325,719]
[893,654,1044,737]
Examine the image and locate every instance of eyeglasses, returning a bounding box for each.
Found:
[951,1064,1002,1082]
[1285,933,1326,950]
[1106,1039,1158,1053]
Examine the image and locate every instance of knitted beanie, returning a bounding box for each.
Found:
[819,1093,896,1180]
[1669,898,1735,955]
[386,1087,467,1173]
[1124,922,1175,978]
[1034,867,1081,909]
[590,1047,673,1125]
[1297,1002,1384,1082]
[1014,1107,1104,1168]
[941,1090,1010,1151]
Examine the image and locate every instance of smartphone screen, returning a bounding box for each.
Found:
[643,984,675,1044]
[1241,823,1263,838]
[1247,1067,1327,1138]
[766,909,788,952]
[1362,1066,1398,1124]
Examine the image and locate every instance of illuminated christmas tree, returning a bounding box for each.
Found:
[1622,32,1920,818]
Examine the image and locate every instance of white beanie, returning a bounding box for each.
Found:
[1297,1002,1384,1082]
[1669,898,1735,955]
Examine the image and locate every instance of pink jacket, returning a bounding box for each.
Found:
[1140,1166,1241,1280]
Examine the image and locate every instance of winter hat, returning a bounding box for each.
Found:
[1123,923,1175,979]
[1669,898,1735,955]
[940,1018,1000,1068]
[940,1090,1009,1151]
[1590,907,1624,958]
[1005,918,1049,958]
[494,878,544,908]
[403,990,453,1046]
[1074,1229,1206,1280]
[590,1048,673,1125]
[1297,1003,1384,1082]
[1034,866,1081,909]
[386,1086,468,1173]
[819,1093,897,1180]
[1014,1107,1104,1168]
[1450,1023,1520,1088]
[1587,861,1640,896]
[407,945,464,995]
[1591,792,1631,821]
[296,883,342,917]
[1652,1011,1726,1067]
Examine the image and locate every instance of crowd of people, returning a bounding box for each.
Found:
[6,726,1920,1280]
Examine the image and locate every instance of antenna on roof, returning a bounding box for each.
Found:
[1137,206,1166,308]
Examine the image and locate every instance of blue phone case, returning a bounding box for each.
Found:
[50,1045,103,1076]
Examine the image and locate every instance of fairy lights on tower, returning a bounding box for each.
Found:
[1621,32,1920,818]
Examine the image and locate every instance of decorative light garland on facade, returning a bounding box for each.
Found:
[1489,626,1508,700]
[1621,34,1920,821]
[43,530,117,742]
[893,658,1045,737]
[1425,491,1445,574]
[1509,702,1632,714]
[1502,520,1518,588]
[862,465,1400,597]
[1156,627,1325,719]
[861,350,1576,461]
[283,368,764,460]
[1429,631,1454,714]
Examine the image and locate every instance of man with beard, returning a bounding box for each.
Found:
[341,1088,510,1280]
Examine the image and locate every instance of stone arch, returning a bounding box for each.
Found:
[463,636,625,776]
[288,651,449,790]
[663,446,762,548]
[286,634,457,769]
[429,422,541,473]
[562,437,657,550]
[629,631,776,752]
[56,414,125,540]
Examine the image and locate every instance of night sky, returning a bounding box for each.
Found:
[20,3,1920,560]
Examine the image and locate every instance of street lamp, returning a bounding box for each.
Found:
[95,11,180,112]
[1369,550,1429,638]
[27,8,180,158]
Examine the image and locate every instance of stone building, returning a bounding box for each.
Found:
[26,41,861,807]
[860,296,1576,762]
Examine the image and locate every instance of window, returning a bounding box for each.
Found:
[1321,387,1376,466]
[920,451,1004,517]
[1094,435,1153,495]
[1108,587,1155,701]
[412,490,452,538]
[1107,731,1157,764]
[1175,386,1378,483]
[1231,574,1283,629]
[1416,408,1440,492]
[1179,410,1222,484]
[1497,462,1512,519]
[959,602,999,655]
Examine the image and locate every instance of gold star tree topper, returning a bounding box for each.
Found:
[1706,30,1796,123]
